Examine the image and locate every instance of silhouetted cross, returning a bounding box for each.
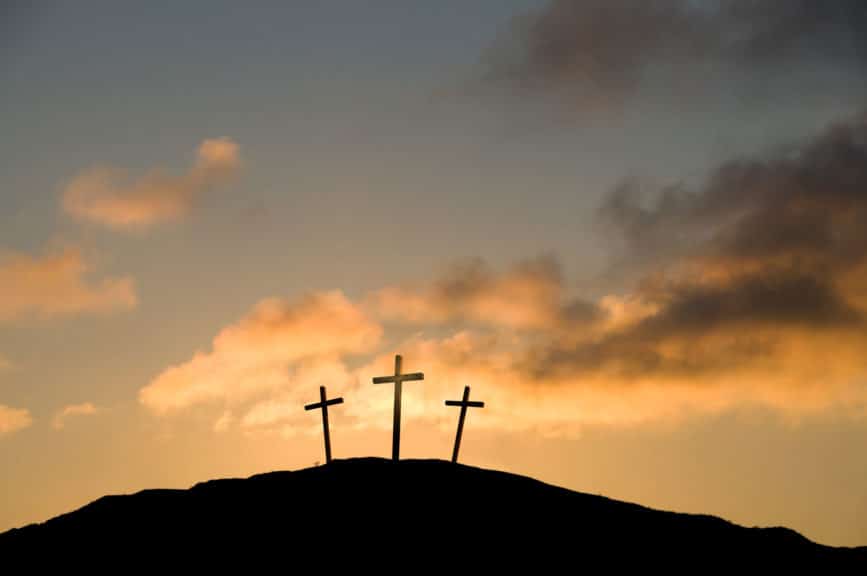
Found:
[372,354,424,461]
[445,386,485,463]
[304,386,344,464]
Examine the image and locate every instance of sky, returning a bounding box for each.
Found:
[2,0,867,546]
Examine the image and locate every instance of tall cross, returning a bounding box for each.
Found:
[372,354,424,461]
[445,386,485,463]
[304,386,344,464]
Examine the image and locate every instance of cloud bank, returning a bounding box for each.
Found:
[138,110,867,435]
[0,248,137,321]
[62,138,240,230]
[522,109,867,412]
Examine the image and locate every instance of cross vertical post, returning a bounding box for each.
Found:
[445,385,485,463]
[392,355,402,462]
[372,354,424,461]
[304,386,344,464]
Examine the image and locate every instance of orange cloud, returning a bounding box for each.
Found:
[239,357,357,436]
[62,137,240,230]
[369,256,595,330]
[139,262,867,439]
[139,291,382,414]
[0,248,137,321]
[138,110,867,437]
[0,405,32,437]
[212,411,233,433]
[348,328,867,436]
[51,402,99,430]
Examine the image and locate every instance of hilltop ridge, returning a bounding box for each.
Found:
[2,458,864,568]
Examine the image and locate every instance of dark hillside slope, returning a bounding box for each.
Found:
[2,458,864,568]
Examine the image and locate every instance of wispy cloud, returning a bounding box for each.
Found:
[488,0,867,112]
[62,137,240,230]
[368,255,596,330]
[0,404,32,437]
[51,402,99,430]
[0,247,137,321]
[212,410,233,433]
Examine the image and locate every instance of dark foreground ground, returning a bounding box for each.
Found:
[2,457,864,569]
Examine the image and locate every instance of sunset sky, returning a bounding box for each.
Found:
[3,1,867,546]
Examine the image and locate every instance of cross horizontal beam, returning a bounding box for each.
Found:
[304,397,345,411]
[445,400,485,408]
[372,372,424,384]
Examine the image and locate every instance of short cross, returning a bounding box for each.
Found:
[444,385,485,463]
[304,386,344,464]
[372,354,424,461]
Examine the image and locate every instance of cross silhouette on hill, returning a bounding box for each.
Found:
[304,386,344,464]
[445,385,485,463]
[373,354,424,461]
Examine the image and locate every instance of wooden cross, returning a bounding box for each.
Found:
[372,354,424,461]
[304,386,344,464]
[445,386,485,463]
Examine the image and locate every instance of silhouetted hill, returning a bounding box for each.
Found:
[2,458,864,568]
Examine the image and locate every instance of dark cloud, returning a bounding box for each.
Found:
[536,328,778,379]
[603,111,867,268]
[490,0,867,108]
[561,296,600,325]
[490,0,704,105]
[535,110,867,378]
[534,271,860,378]
[643,272,860,335]
[723,0,867,66]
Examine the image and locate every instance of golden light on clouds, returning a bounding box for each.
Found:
[368,256,569,330]
[123,114,867,439]
[0,405,32,436]
[51,402,99,430]
[137,252,867,438]
[61,137,240,230]
[0,248,137,321]
[138,291,382,414]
